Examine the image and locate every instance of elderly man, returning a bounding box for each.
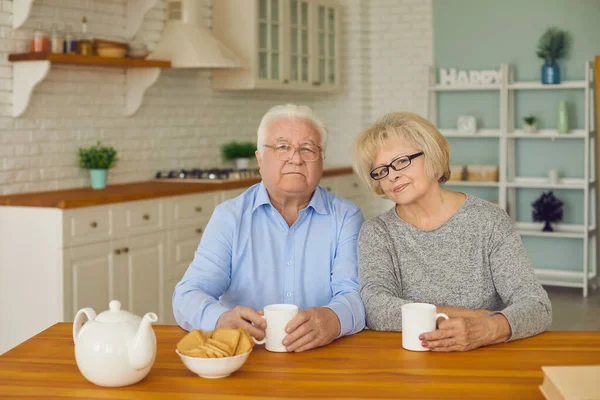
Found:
[173,104,366,352]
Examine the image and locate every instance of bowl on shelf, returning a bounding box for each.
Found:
[93,39,128,59]
[127,42,149,59]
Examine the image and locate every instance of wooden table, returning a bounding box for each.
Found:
[1,324,599,399]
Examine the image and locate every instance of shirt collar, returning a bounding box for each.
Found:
[252,182,329,215]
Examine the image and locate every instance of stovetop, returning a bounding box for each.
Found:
[154,168,260,182]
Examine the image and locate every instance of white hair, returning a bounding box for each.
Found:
[257,104,328,155]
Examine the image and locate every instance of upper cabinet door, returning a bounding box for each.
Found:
[313,0,340,90]
[258,0,284,84]
[212,0,340,92]
[287,0,312,89]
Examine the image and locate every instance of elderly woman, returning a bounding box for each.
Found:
[173,104,365,352]
[353,112,551,352]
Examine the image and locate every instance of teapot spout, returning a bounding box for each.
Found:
[128,312,158,370]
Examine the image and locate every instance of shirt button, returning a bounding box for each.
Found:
[271,210,275,215]
[287,260,292,266]
[286,292,292,297]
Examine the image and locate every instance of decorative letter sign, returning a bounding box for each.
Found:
[439,68,502,86]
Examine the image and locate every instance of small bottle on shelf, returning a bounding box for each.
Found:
[29,22,50,53]
[63,24,78,54]
[77,16,93,56]
[50,23,63,54]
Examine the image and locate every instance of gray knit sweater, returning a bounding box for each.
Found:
[358,195,552,341]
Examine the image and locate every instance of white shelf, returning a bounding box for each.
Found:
[516,222,595,239]
[508,129,588,139]
[427,61,597,297]
[444,181,499,187]
[9,54,170,117]
[535,268,597,289]
[440,129,502,138]
[506,177,593,190]
[508,81,588,90]
[429,84,500,92]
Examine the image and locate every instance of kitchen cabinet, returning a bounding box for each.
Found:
[0,172,386,353]
[212,0,340,92]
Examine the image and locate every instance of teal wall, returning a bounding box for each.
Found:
[433,0,600,272]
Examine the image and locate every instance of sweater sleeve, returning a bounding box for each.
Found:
[487,210,552,340]
[358,219,411,331]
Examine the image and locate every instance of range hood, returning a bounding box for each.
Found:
[148,0,242,68]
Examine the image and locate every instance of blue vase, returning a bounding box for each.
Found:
[541,60,560,84]
[89,169,107,190]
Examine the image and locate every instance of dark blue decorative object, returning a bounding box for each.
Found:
[541,60,561,84]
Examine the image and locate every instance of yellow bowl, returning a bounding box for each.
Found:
[176,349,251,379]
[97,47,127,58]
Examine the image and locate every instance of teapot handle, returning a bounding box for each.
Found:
[73,308,96,343]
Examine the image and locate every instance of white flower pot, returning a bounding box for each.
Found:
[235,158,249,170]
[523,123,537,133]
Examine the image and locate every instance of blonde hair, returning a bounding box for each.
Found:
[353,112,450,197]
[257,104,328,156]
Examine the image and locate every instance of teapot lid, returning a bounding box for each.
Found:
[95,300,139,323]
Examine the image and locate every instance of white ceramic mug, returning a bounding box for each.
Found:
[401,303,449,352]
[253,304,298,352]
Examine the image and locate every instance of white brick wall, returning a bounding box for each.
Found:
[369,0,432,120]
[0,0,432,195]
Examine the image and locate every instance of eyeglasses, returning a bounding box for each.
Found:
[263,143,322,162]
[369,151,424,180]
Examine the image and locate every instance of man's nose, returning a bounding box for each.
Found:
[287,149,304,164]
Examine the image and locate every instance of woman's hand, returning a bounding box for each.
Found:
[420,314,511,352]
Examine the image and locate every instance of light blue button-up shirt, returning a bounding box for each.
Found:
[172,182,366,337]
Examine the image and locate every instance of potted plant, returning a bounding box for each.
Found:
[532,191,564,232]
[536,27,571,84]
[78,141,118,190]
[221,141,256,170]
[523,115,537,133]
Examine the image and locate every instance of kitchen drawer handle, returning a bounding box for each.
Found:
[122,247,129,253]
[283,79,289,84]
[312,81,321,86]
[353,183,359,188]
[143,214,151,221]
[195,206,203,213]
[196,228,203,234]
[114,249,121,255]
[325,187,332,192]
[90,221,98,228]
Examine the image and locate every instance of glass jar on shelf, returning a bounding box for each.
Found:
[29,22,50,53]
[63,24,78,54]
[77,16,93,55]
[50,23,63,54]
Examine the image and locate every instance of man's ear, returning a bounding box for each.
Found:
[255,150,262,170]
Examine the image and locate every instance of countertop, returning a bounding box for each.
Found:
[0,167,353,209]
[1,323,599,399]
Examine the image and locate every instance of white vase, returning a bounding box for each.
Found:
[235,158,249,170]
[523,123,537,133]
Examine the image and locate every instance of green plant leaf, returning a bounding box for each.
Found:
[536,27,571,61]
[221,141,257,160]
[78,141,118,169]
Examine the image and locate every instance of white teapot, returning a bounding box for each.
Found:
[72,300,158,387]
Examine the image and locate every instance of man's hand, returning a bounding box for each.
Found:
[420,314,511,352]
[216,306,267,340]
[282,307,341,352]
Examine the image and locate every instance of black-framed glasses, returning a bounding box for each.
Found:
[264,142,322,162]
[369,151,424,180]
